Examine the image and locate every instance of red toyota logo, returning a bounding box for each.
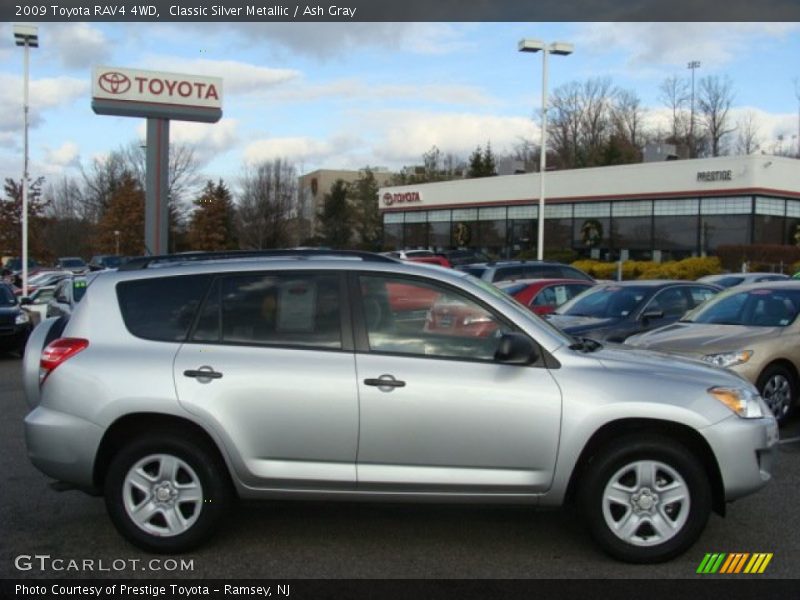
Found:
[98,71,131,94]
[382,192,393,206]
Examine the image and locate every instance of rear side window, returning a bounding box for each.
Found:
[117,275,212,342]
[192,272,342,350]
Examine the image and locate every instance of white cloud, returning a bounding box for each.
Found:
[43,141,81,169]
[140,55,300,95]
[0,75,88,132]
[243,134,360,165]
[46,23,111,70]
[135,118,239,166]
[575,23,800,70]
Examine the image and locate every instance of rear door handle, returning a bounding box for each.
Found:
[184,368,223,380]
[364,375,405,388]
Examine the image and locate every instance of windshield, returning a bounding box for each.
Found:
[101,256,123,268]
[555,285,649,318]
[61,258,86,267]
[685,288,800,327]
[0,285,15,306]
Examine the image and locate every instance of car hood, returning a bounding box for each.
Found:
[547,314,621,333]
[592,343,751,388]
[626,322,781,356]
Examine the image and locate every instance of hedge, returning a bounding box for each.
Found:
[572,256,723,281]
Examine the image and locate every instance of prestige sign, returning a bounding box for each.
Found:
[92,66,222,124]
[696,169,733,182]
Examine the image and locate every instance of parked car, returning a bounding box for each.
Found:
[0,282,32,355]
[497,279,596,316]
[46,275,90,318]
[461,260,594,284]
[627,281,800,423]
[23,249,777,562]
[436,249,490,267]
[16,270,72,296]
[382,250,452,268]
[54,256,88,274]
[698,272,789,288]
[19,285,57,326]
[546,281,720,343]
[89,255,127,271]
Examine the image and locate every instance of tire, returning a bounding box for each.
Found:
[757,364,795,424]
[104,433,232,553]
[578,435,711,563]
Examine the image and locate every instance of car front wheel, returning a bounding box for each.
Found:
[579,435,711,563]
[757,364,795,424]
[105,434,231,553]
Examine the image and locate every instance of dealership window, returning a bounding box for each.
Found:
[700,197,751,215]
[543,204,573,254]
[427,210,452,250]
[508,205,537,256]
[652,199,699,260]
[611,201,653,259]
[478,207,508,258]
[574,203,610,258]
[383,212,404,250]
[753,197,785,246]
[451,208,479,248]
[701,215,751,253]
[403,211,429,248]
[786,200,800,245]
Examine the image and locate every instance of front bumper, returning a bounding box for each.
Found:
[24,406,104,489]
[703,413,778,502]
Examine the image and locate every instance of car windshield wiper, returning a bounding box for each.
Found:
[569,337,603,353]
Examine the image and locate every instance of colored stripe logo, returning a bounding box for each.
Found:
[697,553,773,574]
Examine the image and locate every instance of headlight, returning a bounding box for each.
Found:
[708,386,764,419]
[15,311,29,325]
[702,350,753,368]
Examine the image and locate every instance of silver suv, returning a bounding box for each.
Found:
[23,250,778,563]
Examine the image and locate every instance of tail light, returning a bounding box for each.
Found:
[40,338,89,384]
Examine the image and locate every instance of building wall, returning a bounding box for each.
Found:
[378,156,800,260]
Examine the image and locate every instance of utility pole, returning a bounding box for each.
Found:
[688,61,701,158]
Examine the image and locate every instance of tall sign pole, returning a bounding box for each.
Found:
[91,66,222,255]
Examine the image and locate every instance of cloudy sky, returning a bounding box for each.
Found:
[1,21,799,189]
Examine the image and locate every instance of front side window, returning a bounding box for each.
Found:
[646,287,690,317]
[688,288,800,327]
[359,275,516,362]
[192,272,342,350]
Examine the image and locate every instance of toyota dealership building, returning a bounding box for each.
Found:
[378,155,800,261]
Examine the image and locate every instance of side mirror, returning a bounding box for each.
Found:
[19,297,32,305]
[641,309,664,321]
[495,332,539,365]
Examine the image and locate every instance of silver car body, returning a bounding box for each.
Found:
[24,260,776,510]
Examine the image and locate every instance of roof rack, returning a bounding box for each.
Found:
[119,249,399,271]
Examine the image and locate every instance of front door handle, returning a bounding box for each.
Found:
[364,375,405,389]
[184,367,223,380]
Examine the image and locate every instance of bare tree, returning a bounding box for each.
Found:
[236,158,297,249]
[41,177,95,259]
[734,111,761,155]
[658,75,690,145]
[697,75,736,157]
[79,151,129,222]
[611,88,645,150]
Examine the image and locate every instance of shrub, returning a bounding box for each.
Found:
[572,256,722,281]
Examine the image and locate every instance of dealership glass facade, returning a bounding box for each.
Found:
[382,195,799,261]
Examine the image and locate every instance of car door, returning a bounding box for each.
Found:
[352,273,562,494]
[173,270,359,489]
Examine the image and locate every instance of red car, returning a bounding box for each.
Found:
[496,278,595,315]
[382,250,452,268]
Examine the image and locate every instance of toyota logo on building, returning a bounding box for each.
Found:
[98,71,131,94]
[382,192,394,206]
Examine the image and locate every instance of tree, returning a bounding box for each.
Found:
[41,176,94,259]
[317,179,352,249]
[236,158,297,249]
[0,176,49,260]
[467,146,484,177]
[96,172,145,256]
[187,180,238,251]
[658,75,690,147]
[391,146,465,185]
[697,75,736,157]
[467,142,497,178]
[734,111,761,155]
[349,168,381,250]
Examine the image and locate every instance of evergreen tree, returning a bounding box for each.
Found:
[350,169,381,250]
[317,179,352,249]
[0,177,49,260]
[482,142,497,176]
[96,172,145,255]
[187,180,238,251]
[467,146,484,178]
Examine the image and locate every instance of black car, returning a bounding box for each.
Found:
[545,280,721,343]
[461,260,594,283]
[0,282,32,355]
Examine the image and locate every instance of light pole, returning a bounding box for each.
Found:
[688,60,701,158]
[114,230,120,255]
[518,39,573,261]
[13,24,38,298]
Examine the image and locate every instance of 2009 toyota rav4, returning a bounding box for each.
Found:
[23,250,778,563]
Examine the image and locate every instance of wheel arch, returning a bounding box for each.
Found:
[93,412,235,494]
[564,418,726,516]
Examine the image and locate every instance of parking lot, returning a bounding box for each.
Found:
[1,353,799,580]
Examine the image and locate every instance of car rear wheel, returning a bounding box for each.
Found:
[757,364,795,424]
[105,434,231,553]
[579,435,711,563]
